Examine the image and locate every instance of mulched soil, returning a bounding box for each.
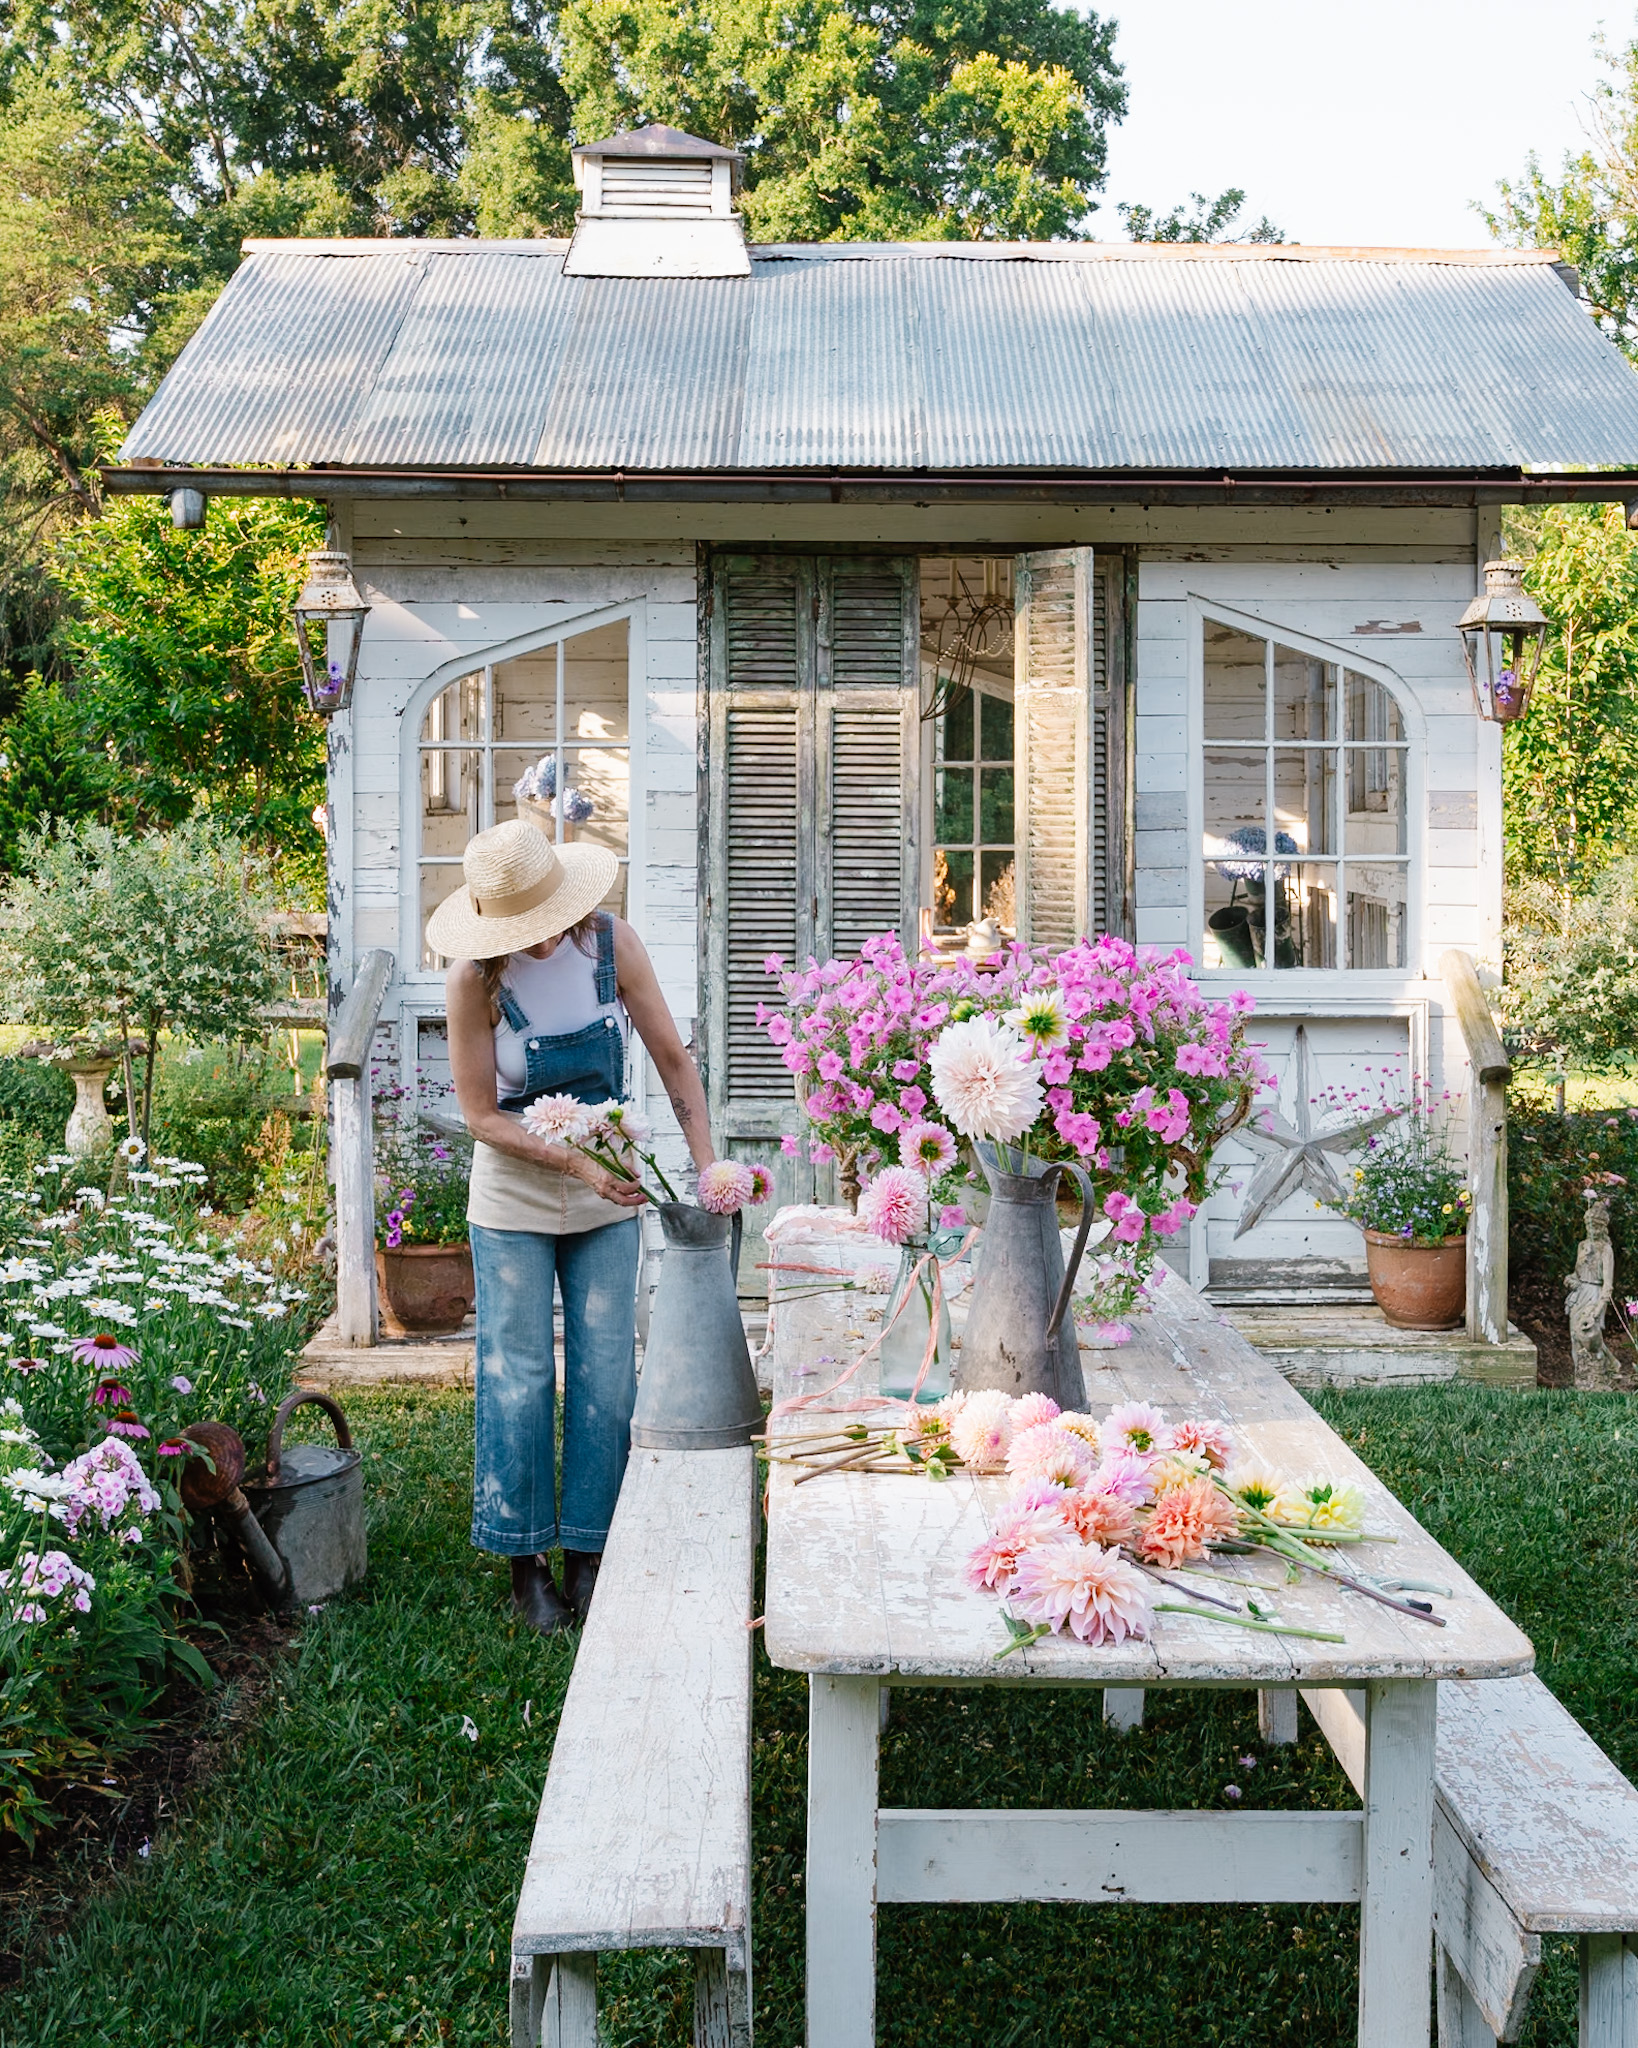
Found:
[1510,1271,1638,1391]
[0,1600,295,1983]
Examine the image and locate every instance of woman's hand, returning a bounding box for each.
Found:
[565,1150,649,1208]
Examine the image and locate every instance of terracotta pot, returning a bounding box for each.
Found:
[1363,1230,1466,1330]
[376,1242,475,1335]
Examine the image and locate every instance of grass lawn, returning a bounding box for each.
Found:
[0,1382,1632,2047]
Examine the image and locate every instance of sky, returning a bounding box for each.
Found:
[1099,0,1626,248]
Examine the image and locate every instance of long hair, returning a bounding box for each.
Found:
[477,913,601,1024]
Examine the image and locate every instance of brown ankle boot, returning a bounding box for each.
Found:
[510,1555,573,1636]
[561,1549,601,1620]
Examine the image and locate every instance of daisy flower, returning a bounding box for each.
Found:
[1011,1539,1153,1645]
[899,1121,957,1175]
[1005,1422,1095,1489]
[72,1332,139,1375]
[1104,1401,1167,1454]
[928,1017,1044,1145]
[697,1161,756,1215]
[1138,1478,1240,1567]
[857,1166,928,1246]
[949,1389,1014,1471]
[1003,986,1070,1053]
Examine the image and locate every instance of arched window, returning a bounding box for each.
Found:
[1200,616,1415,973]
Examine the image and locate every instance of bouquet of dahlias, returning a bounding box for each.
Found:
[520,1095,772,1216]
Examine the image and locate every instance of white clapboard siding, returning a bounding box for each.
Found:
[1015,548,1091,946]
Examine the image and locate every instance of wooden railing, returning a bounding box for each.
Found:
[326,950,394,1347]
[1440,949,1510,1346]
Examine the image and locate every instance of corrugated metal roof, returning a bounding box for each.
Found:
[119,241,1638,474]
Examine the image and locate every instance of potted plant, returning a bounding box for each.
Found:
[374,1121,474,1335]
[1342,1101,1470,1329]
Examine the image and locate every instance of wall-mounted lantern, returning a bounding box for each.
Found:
[292,551,370,716]
[1456,559,1549,723]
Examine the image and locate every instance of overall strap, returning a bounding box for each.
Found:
[495,982,531,1035]
[593,912,619,1007]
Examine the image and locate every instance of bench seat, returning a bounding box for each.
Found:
[509,1445,757,2048]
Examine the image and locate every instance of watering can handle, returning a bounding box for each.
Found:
[1045,1162,1098,1348]
[265,1389,353,1485]
[730,1208,744,1284]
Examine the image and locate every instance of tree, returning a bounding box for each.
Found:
[0,818,276,1144]
[1504,860,1638,1073]
[1118,189,1283,245]
[1502,503,1638,908]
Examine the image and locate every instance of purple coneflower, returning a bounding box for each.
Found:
[92,1379,134,1408]
[105,1411,150,1441]
[72,1332,139,1374]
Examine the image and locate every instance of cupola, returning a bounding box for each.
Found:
[565,124,749,279]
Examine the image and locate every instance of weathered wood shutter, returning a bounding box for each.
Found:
[705,554,918,1243]
[1014,548,1092,945]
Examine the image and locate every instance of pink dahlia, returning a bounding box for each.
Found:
[1059,1487,1136,1548]
[1056,1412,1102,1455]
[1105,1400,1168,1454]
[857,1166,928,1246]
[1138,1477,1240,1568]
[928,1017,1043,1144]
[899,1121,957,1175]
[1165,1417,1233,1470]
[1011,1392,1061,1431]
[1005,1422,1095,1490]
[1011,1539,1153,1646]
[746,1165,774,1205]
[1092,1450,1156,1505]
[74,1335,139,1376]
[964,1498,1067,1592]
[949,1389,1014,1471]
[697,1161,756,1215]
[520,1094,593,1143]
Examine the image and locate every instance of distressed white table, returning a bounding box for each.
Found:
[763,1264,1534,2048]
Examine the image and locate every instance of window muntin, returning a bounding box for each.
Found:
[417,621,630,968]
[1202,622,1409,972]
[921,557,1018,933]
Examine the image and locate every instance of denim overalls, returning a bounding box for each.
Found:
[469,911,637,1558]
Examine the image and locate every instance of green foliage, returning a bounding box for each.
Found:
[1502,504,1638,895]
[373,1083,473,1248]
[1508,1095,1638,1298]
[146,1045,299,1215]
[1118,188,1283,243]
[1504,862,1638,1072]
[0,1054,72,1147]
[1340,1107,1470,1246]
[0,679,110,869]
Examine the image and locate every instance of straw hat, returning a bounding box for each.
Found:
[424,819,618,961]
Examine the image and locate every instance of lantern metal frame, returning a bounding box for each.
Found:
[1456,559,1549,724]
[292,550,370,716]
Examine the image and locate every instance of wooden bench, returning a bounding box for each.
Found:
[1301,1676,1638,2046]
[509,1445,757,2048]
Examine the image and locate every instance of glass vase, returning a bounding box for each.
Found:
[877,1240,953,1403]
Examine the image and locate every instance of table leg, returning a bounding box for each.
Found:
[807,1675,880,2048]
[1358,1678,1437,2048]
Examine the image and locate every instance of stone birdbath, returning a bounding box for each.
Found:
[17,1039,140,1158]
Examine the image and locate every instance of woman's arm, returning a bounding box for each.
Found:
[445,961,646,1207]
[612,919,717,1171]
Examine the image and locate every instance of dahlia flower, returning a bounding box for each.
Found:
[1148,1450,1212,1497]
[899,1121,958,1175]
[1058,1486,1137,1547]
[1055,1412,1102,1454]
[1003,986,1070,1052]
[1105,1400,1167,1454]
[1164,1417,1233,1470]
[857,1166,929,1245]
[1092,1449,1157,1505]
[950,1388,1014,1470]
[521,1094,593,1143]
[1012,1539,1153,1645]
[1005,1422,1095,1490]
[1138,1477,1240,1567]
[1011,1392,1061,1431]
[698,1161,757,1215]
[964,1497,1068,1592]
[1271,1476,1366,1536]
[928,1017,1044,1144]
[746,1165,774,1204]
[1226,1461,1284,1516]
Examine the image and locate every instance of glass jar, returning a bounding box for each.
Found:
[877,1239,953,1403]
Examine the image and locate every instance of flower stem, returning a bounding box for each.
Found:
[1153,1601,1345,1644]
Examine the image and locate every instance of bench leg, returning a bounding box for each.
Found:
[1437,1941,1501,2047]
[807,1674,879,2048]
[1103,1687,1144,1731]
[1359,1678,1437,2048]
[544,1955,597,2048]
[1580,1933,1638,2048]
[695,1947,753,2048]
[1258,1688,1298,1745]
[510,1953,547,2048]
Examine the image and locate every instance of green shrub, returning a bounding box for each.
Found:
[0,1055,73,1147]
[146,1043,307,1212]
[1508,1096,1638,1294]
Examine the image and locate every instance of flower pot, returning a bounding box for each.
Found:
[376,1242,475,1334]
[1363,1230,1466,1331]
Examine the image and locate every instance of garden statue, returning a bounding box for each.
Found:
[1565,1186,1619,1392]
[18,1037,130,1157]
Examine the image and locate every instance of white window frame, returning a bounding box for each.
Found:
[397,603,648,988]
[1186,596,1425,991]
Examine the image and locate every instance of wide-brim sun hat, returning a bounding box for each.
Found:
[424,818,619,961]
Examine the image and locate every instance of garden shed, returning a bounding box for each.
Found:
[106,124,1638,1306]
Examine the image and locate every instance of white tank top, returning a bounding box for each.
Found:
[491,940,624,1097]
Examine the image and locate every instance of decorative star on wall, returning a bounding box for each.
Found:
[1232,1024,1403,1240]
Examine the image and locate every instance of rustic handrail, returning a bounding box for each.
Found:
[328,950,395,1347]
[326,948,394,1080]
[1440,949,1509,1347]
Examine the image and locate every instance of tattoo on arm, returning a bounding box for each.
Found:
[669,1089,697,1130]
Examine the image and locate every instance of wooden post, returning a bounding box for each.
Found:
[326,949,394,1349]
[1440,950,1510,1347]
[1358,1678,1438,2048]
[806,1674,879,2048]
[1579,1932,1638,2048]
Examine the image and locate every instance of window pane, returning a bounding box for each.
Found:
[978,690,1013,761]
[935,765,974,842]
[1345,671,1403,743]
[421,746,481,841]
[941,687,975,763]
[981,852,1016,927]
[1346,746,1407,855]
[979,766,1014,843]
[1274,648,1337,741]
[1203,623,1266,740]
[420,863,469,969]
[1276,863,1337,970]
[934,847,974,927]
[1347,868,1408,969]
[1274,748,1338,856]
[1204,862,1266,968]
[419,672,486,746]
[1204,749,1266,852]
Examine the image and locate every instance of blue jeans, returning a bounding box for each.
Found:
[470,1218,639,1555]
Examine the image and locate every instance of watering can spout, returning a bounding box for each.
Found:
[629,1202,763,1450]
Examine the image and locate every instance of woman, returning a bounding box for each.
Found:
[430,818,717,1635]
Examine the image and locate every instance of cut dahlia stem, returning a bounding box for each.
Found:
[1153,1602,1346,1644]
[1136,1562,1242,1611]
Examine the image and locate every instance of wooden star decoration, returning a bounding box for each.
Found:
[1231,1023,1404,1239]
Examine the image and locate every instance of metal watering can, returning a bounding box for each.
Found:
[957,1145,1098,1409]
[183,1391,367,1610]
[629,1203,763,1450]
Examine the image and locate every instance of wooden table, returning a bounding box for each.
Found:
[763,1261,1534,2048]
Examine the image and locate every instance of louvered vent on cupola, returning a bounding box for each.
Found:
[565,124,749,278]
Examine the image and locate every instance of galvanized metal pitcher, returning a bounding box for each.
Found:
[629,1203,763,1450]
[957,1146,1097,1408]
[242,1390,368,1609]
